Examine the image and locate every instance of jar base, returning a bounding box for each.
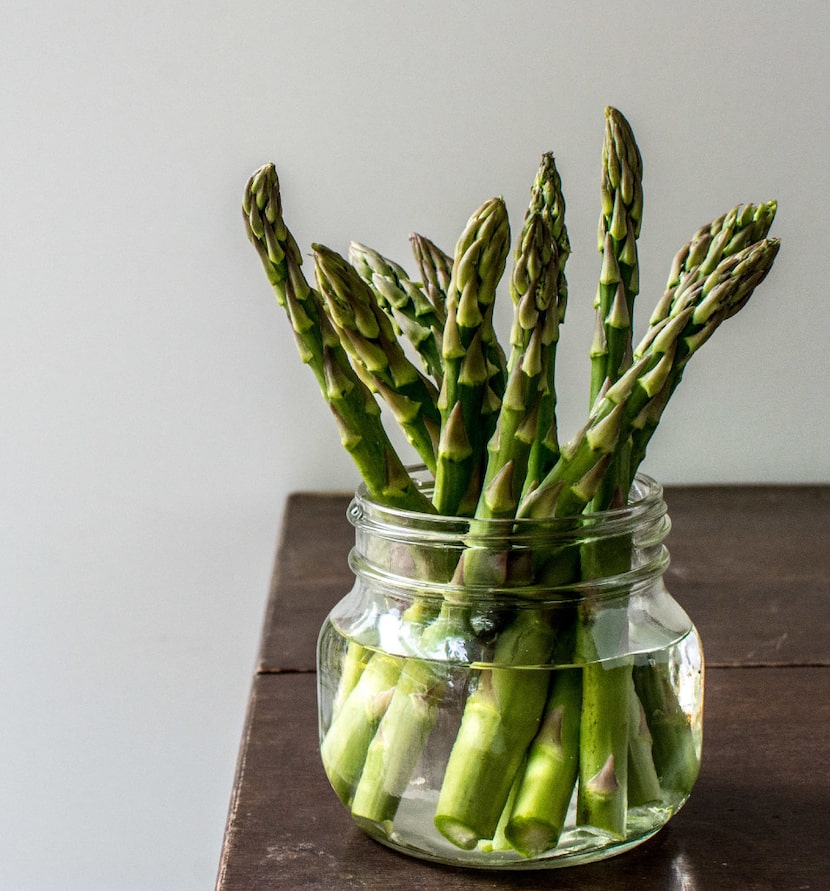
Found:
[355,796,687,870]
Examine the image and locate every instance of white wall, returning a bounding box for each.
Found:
[1,2,826,888]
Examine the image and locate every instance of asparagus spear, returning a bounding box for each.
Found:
[629,234,781,475]
[579,108,644,834]
[320,652,404,804]
[434,607,555,849]
[428,192,570,843]
[409,232,452,322]
[447,193,575,843]
[626,672,663,806]
[510,153,570,498]
[504,668,582,856]
[650,201,777,327]
[312,243,441,474]
[433,197,511,515]
[477,214,560,517]
[633,659,701,795]
[349,241,445,384]
[242,164,432,513]
[590,107,643,407]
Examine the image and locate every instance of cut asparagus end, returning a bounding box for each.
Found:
[433,817,480,851]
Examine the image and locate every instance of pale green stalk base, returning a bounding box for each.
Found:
[504,667,582,856]
[320,653,402,804]
[577,660,631,838]
[332,642,372,715]
[633,662,700,795]
[350,658,442,826]
[626,674,663,805]
[434,610,554,848]
[348,603,471,825]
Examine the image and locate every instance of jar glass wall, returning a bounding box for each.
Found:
[317,472,703,869]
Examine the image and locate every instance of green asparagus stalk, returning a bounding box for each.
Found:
[433,197,511,515]
[580,112,644,834]
[590,107,643,407]
[581,114,643,837]
[320,652,404,804]
[650,201,777,327]
[503,667,582,856]
[434,608,555,849]
[626,672,663,806]
[577,664,630,834]
[498,152,570,501]
[632,660,701,795]
[245,166,435,812]
[588,107,643,517]
[426,162,572,843]
[629,234,781,475]
[349,241,445,384]
[312,243,441,474]
[409,232,452,323]
[242,164,432,513]
[477,214,560,518]
[332,640,372,715]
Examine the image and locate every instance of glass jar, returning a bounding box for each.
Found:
[317,471,703,869]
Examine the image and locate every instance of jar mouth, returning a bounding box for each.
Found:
[348,468,671,600]
[350,467,668,546]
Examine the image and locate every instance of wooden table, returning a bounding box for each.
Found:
[216,486,830,890]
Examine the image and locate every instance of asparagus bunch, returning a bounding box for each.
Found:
[243,106,780,859]
[327,155,571,832]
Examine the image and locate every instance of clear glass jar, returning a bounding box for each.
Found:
[317,471,703,869]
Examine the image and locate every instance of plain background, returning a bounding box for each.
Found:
[2,2,828,888]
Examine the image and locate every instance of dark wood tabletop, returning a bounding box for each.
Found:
[215,485,830,890]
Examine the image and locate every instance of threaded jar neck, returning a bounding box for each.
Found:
[347,470,670,604]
